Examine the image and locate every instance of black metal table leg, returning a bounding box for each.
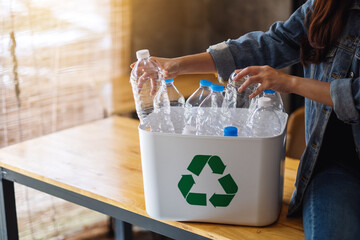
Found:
[0,170,19,240]
[114,218,133,240]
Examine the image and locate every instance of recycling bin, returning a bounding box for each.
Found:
[138,109,287,226]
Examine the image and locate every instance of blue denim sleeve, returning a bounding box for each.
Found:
[207,0,314,82]
[330,78,360,124]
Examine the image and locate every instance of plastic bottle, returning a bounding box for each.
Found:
[196,84,225,136]
[245,97,282,137]
[130,49,174,133]
[185,79,213,107]
[222,71,257,134]
[262,89,285,112]
[224,126,238,137]
[223,71,256,109]
[130,49,161,124]
[154,78,185,133]
[182,79,212,135]
[166,79,185,106]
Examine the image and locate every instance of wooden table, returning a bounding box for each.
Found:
[0,116,304,240]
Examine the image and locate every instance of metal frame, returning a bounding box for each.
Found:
[0,167,210,240]
[0,171,19,240]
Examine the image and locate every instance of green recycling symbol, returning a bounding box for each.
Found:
[177,155,238,207]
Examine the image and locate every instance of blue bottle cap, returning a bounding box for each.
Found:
[165,78,174,83]
[264,89,276,94]
[224,126,238,137]
[200,79,212,87]
[211,84,224,92]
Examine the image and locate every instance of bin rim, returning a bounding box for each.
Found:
[138,124,287,141]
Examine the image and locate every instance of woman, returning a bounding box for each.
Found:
[137,0,360,238]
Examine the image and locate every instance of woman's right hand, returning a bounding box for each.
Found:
[131,52,216,80]
[130,57,180,95]
[130,57,181,79]
[130,52,216,94]
[152,57,181,79]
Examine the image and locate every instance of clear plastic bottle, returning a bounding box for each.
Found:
[223,71,256,109]
[154,78,185,133]
[224,126,238,137]
[154,78,185,108]
[196,84,225,136]
[130,49,174,133]
[182,79,212,135]
[262,89,285,112]
[222,71,257,134]
[186,79,212,107]
[130,49,161,124]
[245,97,282,137]
[167,78,185,107]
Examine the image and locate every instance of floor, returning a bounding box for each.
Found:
[63,219,173,240]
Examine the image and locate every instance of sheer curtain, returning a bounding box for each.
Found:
[0,0,131,238]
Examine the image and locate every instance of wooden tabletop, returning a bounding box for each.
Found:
[0,116,304,239]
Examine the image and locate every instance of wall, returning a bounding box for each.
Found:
[131,0,292,59]
[130,0,292,112]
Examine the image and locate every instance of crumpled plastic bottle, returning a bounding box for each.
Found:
[245,97,282,137]
[196,84,225,136]
[182,79,212,135]
[154,78,185,133]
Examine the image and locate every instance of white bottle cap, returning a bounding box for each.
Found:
[258,97,271,108]
[136,49,150,60]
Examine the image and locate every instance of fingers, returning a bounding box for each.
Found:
[236,66,274,97]
[131,56,169,96]
[137,73,147,93]
[137,71,161,95]
[150,78,158,96]
[235,66,259,91]
[235,66,261,80]
[138,72,156,93]
[162,69,170,78]
[238,74,262,93]
[249,84,266,98]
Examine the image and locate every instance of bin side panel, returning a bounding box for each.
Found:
[138,126,286,226]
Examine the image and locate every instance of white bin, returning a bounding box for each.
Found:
[138,110,287,226]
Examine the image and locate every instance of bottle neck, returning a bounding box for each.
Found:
[139,57,150,61]
[165,82,174,87]
[257,105,272,111]
[200,86,211,91]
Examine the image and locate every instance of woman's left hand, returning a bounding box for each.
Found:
[235,65,295,98]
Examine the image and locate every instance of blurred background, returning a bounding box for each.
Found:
[0,0,304,239]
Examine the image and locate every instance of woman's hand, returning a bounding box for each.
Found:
[130,52,217,79]
[130,57,181,79]
[130,57,181,95]
[130,52,216,96]
[235,65,296,98]
[152,57,181,79]
[235,65,333,106]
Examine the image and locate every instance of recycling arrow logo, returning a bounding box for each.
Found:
[178,155,238,207]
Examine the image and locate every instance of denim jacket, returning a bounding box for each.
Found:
[208,0,360,216]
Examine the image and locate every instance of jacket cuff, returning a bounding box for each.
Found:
[330,78,360,123]
[207,41,236,83]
